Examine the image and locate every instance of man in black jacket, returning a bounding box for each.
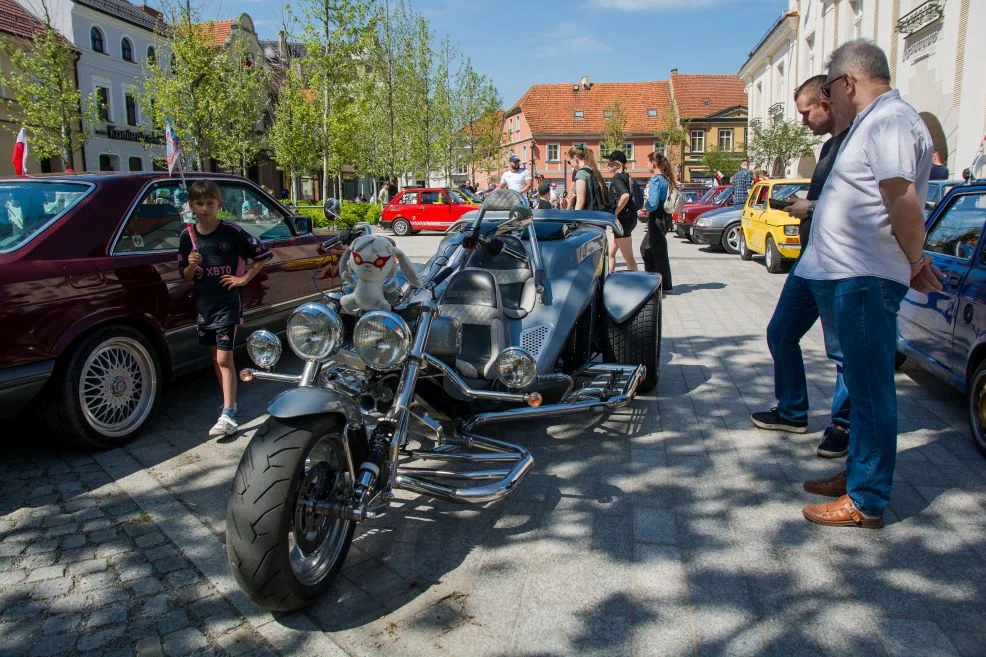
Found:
[751,74,857,459]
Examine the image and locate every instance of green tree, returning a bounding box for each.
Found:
[600,100,627,156]
[0,9,97,170]
[456,61,502,186]
[655,98,689,175]
[401,14,436,182]
[433,37,456,186]
[269,67,322,203]
[700,145,744,180]
[748,118,820,176]
[298,0,375,199]
[208,38,269,175]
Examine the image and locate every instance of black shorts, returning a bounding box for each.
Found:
[617,214,637,237]
[198,325,236,351]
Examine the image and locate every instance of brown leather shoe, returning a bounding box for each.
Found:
[803,471,847,497]
[802,494,884,528]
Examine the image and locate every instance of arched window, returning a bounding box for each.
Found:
[147,46,156,64]
[121,38,134,62]
[90,27,105,53]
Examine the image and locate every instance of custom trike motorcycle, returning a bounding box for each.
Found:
[226,190,663,610]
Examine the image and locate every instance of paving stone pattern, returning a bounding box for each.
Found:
[1,234,985,656]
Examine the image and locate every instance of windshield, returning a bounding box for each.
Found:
[0,181,92,252]
[697,187,716,204]
[712,187,732,204]
[456,187,481,203]
[447,189,470,205]
[771,183,810,201]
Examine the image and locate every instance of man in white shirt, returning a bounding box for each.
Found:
[795,40,942,529]
[499,155,532,196]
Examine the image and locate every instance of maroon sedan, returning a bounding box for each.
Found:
[0,173,340,448]
[673,185,733,240]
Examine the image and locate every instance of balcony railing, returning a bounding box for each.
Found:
[896,1,943,35]
[768,102,784,119]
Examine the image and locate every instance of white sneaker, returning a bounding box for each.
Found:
[208,414,239,437]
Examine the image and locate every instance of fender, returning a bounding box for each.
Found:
[268,386,364,427]
[602,271,663,324]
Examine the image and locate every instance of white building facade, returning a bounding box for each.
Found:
[739,0,986,179]
[19,0,165,172]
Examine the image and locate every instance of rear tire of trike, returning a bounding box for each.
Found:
[605,293,662,393]
[226,415,355,611]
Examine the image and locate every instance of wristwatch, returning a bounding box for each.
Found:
[806,201,817,218]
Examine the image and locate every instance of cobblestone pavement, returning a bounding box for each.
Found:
[2,232,985,657]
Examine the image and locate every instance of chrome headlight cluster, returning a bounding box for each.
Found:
[694,215,712,227]
[247,330,282,370]
[353,311,411,370]
[783,225,800,236]
[286,303,344,361]
[495,347,537,389]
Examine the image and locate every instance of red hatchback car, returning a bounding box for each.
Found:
[380,187,475,236]
[673,185,734,239]
[0,173,340,448]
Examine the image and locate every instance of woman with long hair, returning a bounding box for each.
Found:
[566,145,608,211]
[602,150,638,271]
[642,151,673,292]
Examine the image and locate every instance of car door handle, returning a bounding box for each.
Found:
[947,273,961,287]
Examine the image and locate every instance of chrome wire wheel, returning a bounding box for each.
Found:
[78,336,157,438]
[288,438,352,586]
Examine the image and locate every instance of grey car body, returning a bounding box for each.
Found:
[689,205,744,252]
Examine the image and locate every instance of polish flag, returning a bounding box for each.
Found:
[714,170,724,183]
[11,128,27,176]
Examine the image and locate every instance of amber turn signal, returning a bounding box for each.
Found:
[239,368,255,382]
[526,392,543,408]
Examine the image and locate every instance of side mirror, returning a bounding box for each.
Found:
[323,198,341,222]
[290,214,312,235]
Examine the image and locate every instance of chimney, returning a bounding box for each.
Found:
[138,3,162,19]
[670,68,678,75]
[580,75,592,90]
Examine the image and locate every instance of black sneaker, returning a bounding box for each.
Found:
[816,424,850,458]
[751,408,808,433]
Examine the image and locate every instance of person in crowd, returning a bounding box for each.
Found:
[178,180,273,437]
[566,144,608,211]
[795,39,941,528]
[603,150,638,272]
[930,151,949,180]
[499,155,533,196]
[534,181,553,209]
[376,182,391,204]
[641,151,673,292]
[755,169,770,183]
[752,74,856,458]
[731,159,753,206]
[549,182,559,207]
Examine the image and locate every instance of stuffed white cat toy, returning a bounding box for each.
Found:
[339,234,422,313]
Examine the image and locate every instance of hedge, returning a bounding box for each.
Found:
[289,202,382,229]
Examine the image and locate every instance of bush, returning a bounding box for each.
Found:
[288,201,382,230]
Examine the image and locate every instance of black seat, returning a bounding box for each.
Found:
[465,234,535,319]
[438,269,505,380]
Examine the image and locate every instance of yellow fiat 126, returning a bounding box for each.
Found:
[738,178,811,273]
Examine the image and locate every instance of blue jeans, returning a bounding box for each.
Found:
[766,273,851,427]
[800,275,908,516]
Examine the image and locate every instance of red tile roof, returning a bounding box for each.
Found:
[510,81,671,137]
[0,0,65,42]
[670,73,748,119]
[196,20,235,46]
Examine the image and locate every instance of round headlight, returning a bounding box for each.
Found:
[353,311,411,370]
[286,303,344,361]
[247,330,282,370]
[495,347,537,389]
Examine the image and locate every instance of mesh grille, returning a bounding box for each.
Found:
[520,324,552,358]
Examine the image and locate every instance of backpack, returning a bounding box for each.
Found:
[663,180,684,216]
[626,174,644,213]
[578,167,608,211]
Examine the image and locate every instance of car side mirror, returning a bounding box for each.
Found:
[288,214,312,235]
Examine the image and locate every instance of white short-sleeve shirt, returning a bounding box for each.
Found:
[500,168,532,193]
[795,90,933,286]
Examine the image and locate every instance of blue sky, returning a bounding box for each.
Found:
[201,0,787,108]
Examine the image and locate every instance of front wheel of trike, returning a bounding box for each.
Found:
[605,292,662,393]
[226,416,355,611]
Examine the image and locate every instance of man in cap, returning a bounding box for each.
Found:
[534,181,553,209]
[499,155,533,195]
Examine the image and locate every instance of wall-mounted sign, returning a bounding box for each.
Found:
[96,125,165,145]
